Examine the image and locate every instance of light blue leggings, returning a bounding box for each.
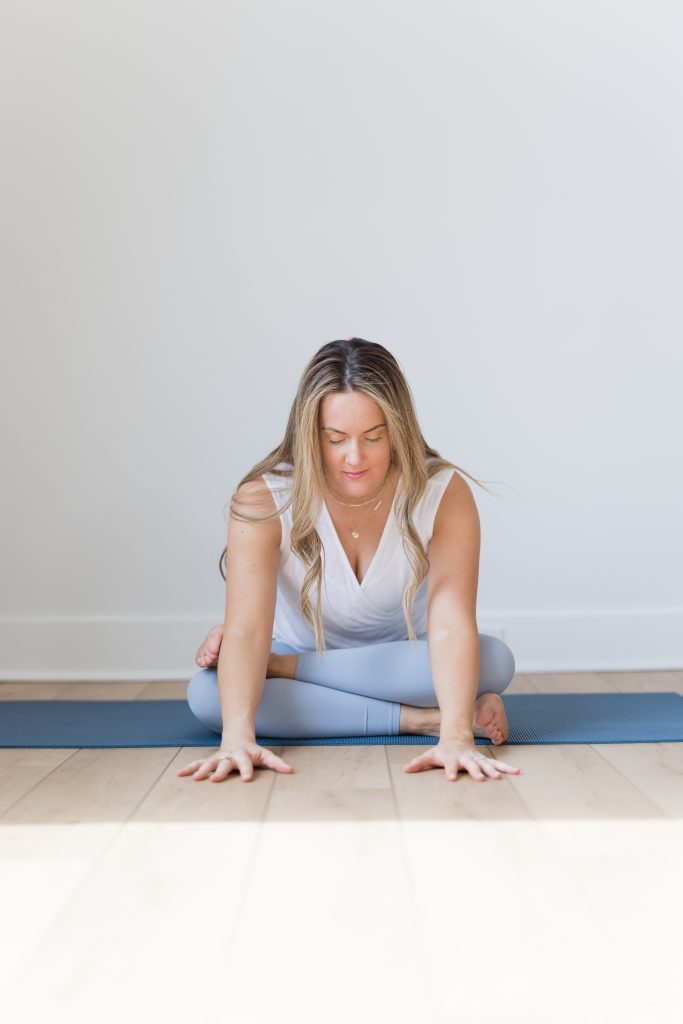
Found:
[186,632,515,739]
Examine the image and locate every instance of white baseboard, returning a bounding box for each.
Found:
[478,608,683,672]
[0,609,681,681]
[0,616,218,682]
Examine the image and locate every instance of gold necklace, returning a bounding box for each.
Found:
[325,469,392,539]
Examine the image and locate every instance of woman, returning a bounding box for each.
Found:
[178,338,521,784]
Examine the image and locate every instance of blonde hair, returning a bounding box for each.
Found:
[220,338,494,655]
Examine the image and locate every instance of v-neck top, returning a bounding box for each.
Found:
[261,460,456,650]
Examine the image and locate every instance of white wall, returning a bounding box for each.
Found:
[2,0,681,679]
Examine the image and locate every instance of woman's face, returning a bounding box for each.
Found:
[319,390,392,495]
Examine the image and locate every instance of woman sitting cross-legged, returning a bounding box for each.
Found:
[178,337,521,785]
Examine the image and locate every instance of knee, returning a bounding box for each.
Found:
[186,668,222,733]
[480,634,516,689]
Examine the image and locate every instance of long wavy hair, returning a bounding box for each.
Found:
[219,338,494,655]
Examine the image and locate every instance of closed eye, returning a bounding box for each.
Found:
[329,436,382,445]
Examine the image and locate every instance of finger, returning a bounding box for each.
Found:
[194,758,223,779]
[209,757,237,782]
[177,760,203,775]
[259,751,295,773]
[489,759,522,774]
[478,759,503,780]
[233,754,255,782]
[464,755,486,781]
[208,765,228,782]
[403,755,433,773]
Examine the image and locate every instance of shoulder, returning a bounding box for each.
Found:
[431,468,480,538]
[232,463,293,512]
[232,475,276,510]
[230,475,282,547]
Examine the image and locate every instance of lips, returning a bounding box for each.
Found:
[344,470,367,478]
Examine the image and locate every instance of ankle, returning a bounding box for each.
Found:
[399,704,438,735]
[267,653,297,679]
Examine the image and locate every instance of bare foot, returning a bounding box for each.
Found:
[473,693,509,745]
[195,626,297,680]
[399,693,509,745]
[195,624,224,667]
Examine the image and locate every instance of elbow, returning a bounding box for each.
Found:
[222,623,273,648]
[428,618,478,642]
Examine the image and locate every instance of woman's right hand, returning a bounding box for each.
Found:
[195,623,225,668]
[177,740,294,783]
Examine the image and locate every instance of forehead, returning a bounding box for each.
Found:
[319,390,384,429]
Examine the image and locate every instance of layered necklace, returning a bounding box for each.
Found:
[324,467,394,539]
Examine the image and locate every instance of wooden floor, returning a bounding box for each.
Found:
[0,670,682,1024]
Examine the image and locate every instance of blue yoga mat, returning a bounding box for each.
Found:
[1,692,682,747]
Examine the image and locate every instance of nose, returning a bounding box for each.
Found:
[344,440,363,466]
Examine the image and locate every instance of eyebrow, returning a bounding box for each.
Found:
[320,422,387,435]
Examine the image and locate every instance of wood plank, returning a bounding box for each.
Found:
[528,671,618,692]
[589,741,683,818]
[269,738,392,792]
[136,680,190,699]
[0,680,189,700]
[491,742,664,829]
[55,681,151,699]
[0,682,73,700]
[386,742,625,1017]
[533,815,683,1019]
[0,756,79,814]
[0,748,77,767]
[468,738,680,1019]
[0,744,283,1018]
[1,672,682,1019]
[598,669,683,695]
[503,671,540,693]
[0,746,174,999]
[197,744,428,1020]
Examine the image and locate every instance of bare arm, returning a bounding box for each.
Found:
[425,472,481,741]
[217,477,282,743]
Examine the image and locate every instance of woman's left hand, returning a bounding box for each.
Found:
[403,738,522,781]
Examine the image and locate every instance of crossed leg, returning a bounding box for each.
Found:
[187,632,515,741]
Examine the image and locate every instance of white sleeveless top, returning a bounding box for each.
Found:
[261,461,456,650]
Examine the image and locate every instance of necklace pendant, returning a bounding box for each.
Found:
[351,528,359,539]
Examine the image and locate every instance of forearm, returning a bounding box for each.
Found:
[216,628,271,740]
[427,624,480,740]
